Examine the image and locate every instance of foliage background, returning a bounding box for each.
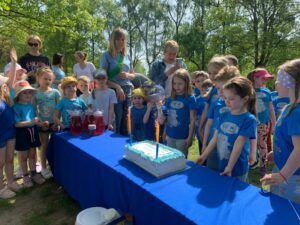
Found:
[1,0,300,84]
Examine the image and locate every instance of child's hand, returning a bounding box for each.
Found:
[41,121,50,131]
[108,124,113,131]
[147,102,154,109]
[260,173,285,186]
[185,137,193,148]
[196,155,206,165]
[10,48,17,63]
[220,166,232,177]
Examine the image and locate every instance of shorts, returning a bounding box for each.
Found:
[15,126,41,151]
[0,138,15,149]
[38,123,55,133]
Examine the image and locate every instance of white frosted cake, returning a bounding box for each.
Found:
[125,141,186,177]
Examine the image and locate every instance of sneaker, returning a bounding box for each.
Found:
[15,167,23,179]
[41,168,53,179]
[7,181,22,192]
[31,173,45,185]
[23,176,33,188]
[249,160,258,169]
[0,187,16,199]
[36,161,42,173]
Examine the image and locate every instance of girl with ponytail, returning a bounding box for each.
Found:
[261,59,300,203]
[197,76,257,181]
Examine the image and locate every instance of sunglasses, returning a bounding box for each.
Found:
[28,42,39,47]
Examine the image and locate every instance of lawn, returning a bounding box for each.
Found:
[0,139,268,225]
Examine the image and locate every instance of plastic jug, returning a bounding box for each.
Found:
[94,109,105,135]
[70,110,83,135]
[83,109,94,131]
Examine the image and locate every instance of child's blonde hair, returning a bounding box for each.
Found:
[208,56,229,72]
[0,83,12,106]
[201,79,213,90]
[191,71,209,81]
[36,67,55,86]
[171,69,192,99]
[78,75,90,84]
[109,27,128,57]
[214,66,240,83]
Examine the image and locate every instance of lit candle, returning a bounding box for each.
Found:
[128,107,132,145]
[155,120,160,158]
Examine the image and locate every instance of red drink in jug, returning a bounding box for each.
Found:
[70,112,83,135]
[83,109,94,131]
[94,109,105,135]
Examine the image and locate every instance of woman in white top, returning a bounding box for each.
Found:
[73,51,96,82]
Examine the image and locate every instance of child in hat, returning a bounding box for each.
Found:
[13,80,45,187]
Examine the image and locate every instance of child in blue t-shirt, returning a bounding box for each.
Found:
[261,61,300,203]
[130,88,147,141]
[158,69,196,158]
[197,77,257,181]
[34,67,60,179]
[54,76,87,130]
[272,80,290,119]
[202,66,240,170]
[247,68,276,176]
[13,80,46,188]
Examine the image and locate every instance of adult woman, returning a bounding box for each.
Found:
[51,53,65,89]
[100,27,135,135]
[19,35,50,73]
[149,40,186,97]
[73,51,96,81]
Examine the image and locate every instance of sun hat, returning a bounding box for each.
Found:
[132,88,145,98]
[93,69,107,79]
[14,80,35,100]
[4,62,27,75]
[0,75,8,86]
[60,76,78,89]
[253,69,274,79]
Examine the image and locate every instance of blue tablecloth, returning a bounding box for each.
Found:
[47,131,300,225]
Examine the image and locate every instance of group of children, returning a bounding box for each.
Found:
[0,46,299,204]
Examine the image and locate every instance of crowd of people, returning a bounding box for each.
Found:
[0,27,299,205]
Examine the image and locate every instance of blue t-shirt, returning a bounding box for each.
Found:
[274,103,300,175]
[131,106,147,141]
[272,97,289,119]
[207,98,230,141]
[271,91,278,100]
[56,97,87,128]
[216,111,257,176]
[207,87,218,107]
[0,101,15,143]
[255,87,272,124]
[194,87,200,97]
[100,51,132,87]
[195,95,207,127]
[144,106,167,141]
[13,102,36,124]
[166,95,197,139]
[35,88,60,123]
[52,65,65,89]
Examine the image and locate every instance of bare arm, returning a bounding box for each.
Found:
[107,80,125,101]
[202,118,213,150]
[269,102,276,131]
[220,136,248,176]
[143,102,154,124]
[261,136,300,185]
[196,130,218,164]
[186,109,196,147]
[108,103,114,130]
[198,104,209,136]
[6,48,17,88]
[53,110,63,129]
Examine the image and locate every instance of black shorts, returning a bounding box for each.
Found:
[38,123,55,133]
[15,126,41,151]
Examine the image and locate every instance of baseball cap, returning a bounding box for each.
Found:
[253,70,274,79]
[93,69,107,79]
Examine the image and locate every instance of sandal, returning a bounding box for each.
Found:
[0,186,16,199]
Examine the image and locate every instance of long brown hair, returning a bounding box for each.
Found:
[171,68,192,99]
[283,59,300,115]
[223,76,256,116]
[246,68,266,86]
[108,27,128,57]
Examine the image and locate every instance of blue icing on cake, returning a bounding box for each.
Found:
[125,140,184,163]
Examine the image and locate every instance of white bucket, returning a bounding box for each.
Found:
[75,207,121,225]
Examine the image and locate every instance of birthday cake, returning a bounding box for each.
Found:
[125,140,186,177]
